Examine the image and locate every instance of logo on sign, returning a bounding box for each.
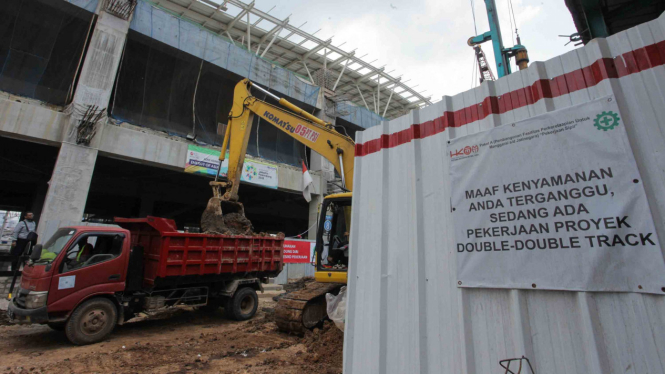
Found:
[593,111,620,131]
[244,164,257,180]
[324,220,332,232]
[450,145,479,158]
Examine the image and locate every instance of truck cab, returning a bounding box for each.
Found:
[8,226,131,341]
[7,217,284,345]
[9,226,130,326]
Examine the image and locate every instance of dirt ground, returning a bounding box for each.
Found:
[0,298,343,374]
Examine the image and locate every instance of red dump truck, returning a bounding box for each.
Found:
[7,216,284,345]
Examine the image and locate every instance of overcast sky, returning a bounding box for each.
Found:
[221,0,578,103]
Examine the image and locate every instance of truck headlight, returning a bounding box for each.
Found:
[24,291,48,309]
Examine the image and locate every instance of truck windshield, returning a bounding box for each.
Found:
[37,228,76,263]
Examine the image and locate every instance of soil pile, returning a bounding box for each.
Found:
[0,311,9,327]
[302,321,344,370]
[216,212,254,235]
[273,277,316,302]
[0,298,344,374]
[284,277,316,293]
[201,198,254,235]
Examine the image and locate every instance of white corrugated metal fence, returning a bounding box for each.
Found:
[345,12,665,374]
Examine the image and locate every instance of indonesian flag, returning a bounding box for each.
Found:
[302,160,314,203]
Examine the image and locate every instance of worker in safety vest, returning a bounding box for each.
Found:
[76,237,94,265]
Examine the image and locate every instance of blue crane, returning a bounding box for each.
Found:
[468,0,529,79]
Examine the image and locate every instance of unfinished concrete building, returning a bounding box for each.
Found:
[0,0,431,241]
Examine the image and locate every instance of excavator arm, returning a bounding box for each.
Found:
[203,80,355,333]
[215,78,355,202]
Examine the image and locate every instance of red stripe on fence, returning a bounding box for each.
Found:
[355,40,665,157]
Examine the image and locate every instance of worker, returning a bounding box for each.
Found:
[76,237,94,265]
[327,232,349,268]
[10,212,37,271]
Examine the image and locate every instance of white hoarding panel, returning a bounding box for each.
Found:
[449,96,665,293]
[345,13,665,374]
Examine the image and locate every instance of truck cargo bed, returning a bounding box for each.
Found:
[115,217,283,287]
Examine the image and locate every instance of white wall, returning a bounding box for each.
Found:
[346,13,665,374]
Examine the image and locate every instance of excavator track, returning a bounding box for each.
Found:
[275,282,344,335]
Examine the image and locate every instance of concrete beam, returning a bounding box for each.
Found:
[98,121,322,195]
[0,96,322,197]
[98,123,188,171]
[0,97,66,145]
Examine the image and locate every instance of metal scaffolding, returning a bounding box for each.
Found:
[152,0,433,119]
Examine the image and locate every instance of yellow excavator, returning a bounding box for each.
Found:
[203,78,354,333]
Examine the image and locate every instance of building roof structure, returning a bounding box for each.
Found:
[152,0,433,119]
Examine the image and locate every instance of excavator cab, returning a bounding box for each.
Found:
[316,193,352,282]
[274,192,350,334]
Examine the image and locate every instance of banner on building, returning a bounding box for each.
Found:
[449,95,665,294]
[185,145,278,189]
[283,239,315,263]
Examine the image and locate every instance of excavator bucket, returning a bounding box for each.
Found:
[201,183,253,235]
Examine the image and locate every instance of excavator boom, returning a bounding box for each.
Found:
[219,79,354,203]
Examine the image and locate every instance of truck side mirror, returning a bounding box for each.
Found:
[30,244,43,261]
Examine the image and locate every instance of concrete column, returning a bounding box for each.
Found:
[37,5,133,241]
[308,194,323,240]
[65,8,132,143]
[311,89,336,182]
[308,90,336,240]
[37,144,98,240]
[310,153,335,182]
[30,182,48,222]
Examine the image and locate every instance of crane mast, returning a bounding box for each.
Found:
[474,45,496,83]
[468,0,529,78]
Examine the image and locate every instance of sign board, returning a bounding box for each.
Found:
[449,95,665,294]
[184,145,278,189]
[58,275,76,290]
[323,215,333,232]
[283,239,315,263]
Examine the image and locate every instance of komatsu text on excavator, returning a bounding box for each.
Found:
[201,78,355,333]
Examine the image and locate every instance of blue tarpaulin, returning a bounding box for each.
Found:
[66,0,98,12]
[0,0,96,106]
[336,101,385,129]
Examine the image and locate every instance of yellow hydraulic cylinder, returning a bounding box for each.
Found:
[516,49,529,71]
[249,81,331,128]
[277,98,329,127]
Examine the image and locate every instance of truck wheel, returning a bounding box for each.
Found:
[226,287,258,321]
[65,298,117,345]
